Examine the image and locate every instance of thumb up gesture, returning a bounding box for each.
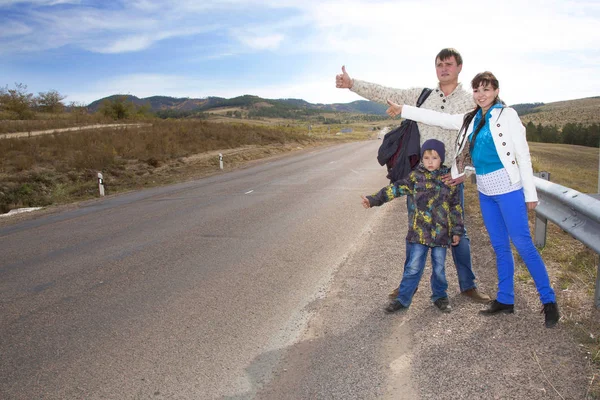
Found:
[335,65,353,89]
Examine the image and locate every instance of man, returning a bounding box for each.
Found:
[336,48,490,304]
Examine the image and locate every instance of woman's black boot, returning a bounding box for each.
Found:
[479,299,514,315]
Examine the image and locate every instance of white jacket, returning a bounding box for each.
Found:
[401,105,538,202]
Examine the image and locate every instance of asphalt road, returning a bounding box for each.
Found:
[0,140,396,399]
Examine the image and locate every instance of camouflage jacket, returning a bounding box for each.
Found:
[367,165,464,247]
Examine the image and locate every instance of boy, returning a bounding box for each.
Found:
[361,139,464,313]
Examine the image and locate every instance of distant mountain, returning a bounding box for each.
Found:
[86,94,600,125]
[87,94,389,116]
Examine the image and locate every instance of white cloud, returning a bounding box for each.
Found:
[0,20,31,37]
[98,35,154,54]
[236,33,285,50]
[3,0,598,104]
[0,0,80,5]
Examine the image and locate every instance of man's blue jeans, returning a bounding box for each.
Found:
[479,188,556,304]
[396,244,448,307]
[403,183,476,292]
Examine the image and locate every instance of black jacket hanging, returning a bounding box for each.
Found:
[377,88,432,182]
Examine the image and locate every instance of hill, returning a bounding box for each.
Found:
[86,94,389,117]
[512,96,600,126]
[86,94,599,126]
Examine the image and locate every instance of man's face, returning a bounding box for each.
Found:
[435,56,462,85]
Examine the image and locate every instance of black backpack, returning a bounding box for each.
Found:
[377,88,433,182]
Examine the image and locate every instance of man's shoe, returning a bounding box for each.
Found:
[388,286,418,300]
[385,300,407,313]
[479,299,514,315]
[461,288,492,304]
[433,297,451,313]
[541,302,560,328]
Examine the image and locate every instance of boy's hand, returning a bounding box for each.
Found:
[361,195,371,209]
[451,235,460,246]
[386,100,403,118]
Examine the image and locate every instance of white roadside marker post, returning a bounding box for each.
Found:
[98,172,105,197]
[219,153,224,170]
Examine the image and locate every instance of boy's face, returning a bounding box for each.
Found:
[422,150,442,171]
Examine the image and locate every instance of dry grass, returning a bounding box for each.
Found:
[0,118,371,213]
[0,112,125,134]
[463,141,600,396]
[519,97,600,127]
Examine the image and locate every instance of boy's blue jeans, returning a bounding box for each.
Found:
[478,188,556,305]
[404,183,476,292]
[396,244,448,307]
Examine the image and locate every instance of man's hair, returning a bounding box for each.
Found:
[435,48,463,66]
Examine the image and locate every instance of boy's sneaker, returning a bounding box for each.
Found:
[385,300,407,313]
[541,302,560,328]
[433,297,451,313]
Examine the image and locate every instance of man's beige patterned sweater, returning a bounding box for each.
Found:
[351,79,475,165]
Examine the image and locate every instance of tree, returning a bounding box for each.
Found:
[0,83,35,119]
[561,123,578,145]
[68,101,89,122]
[37,90,66,113]
[585,124,600,148]
[525,121,539,142]
[540,124,559,143]
[99,96,136,120]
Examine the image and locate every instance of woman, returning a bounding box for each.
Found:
[387,71,559,328]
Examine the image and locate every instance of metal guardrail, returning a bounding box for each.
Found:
[533,172,600,308]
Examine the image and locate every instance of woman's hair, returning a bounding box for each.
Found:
[471,71,499,91]
[457,71,504,153]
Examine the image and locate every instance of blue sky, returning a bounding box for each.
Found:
[1,0,599,106]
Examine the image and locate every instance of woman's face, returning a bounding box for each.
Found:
[473,83,499,111]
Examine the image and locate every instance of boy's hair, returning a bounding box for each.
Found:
[435,48,463,66]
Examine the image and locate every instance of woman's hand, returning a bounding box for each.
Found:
[361,195,371,209]
[386,100,403,118]
[527,201,538,210]
[451,235,460,246]
[442,173,466,187]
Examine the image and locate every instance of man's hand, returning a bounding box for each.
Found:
[527,201,538,211]
[451,235,460,246]
[336,66,353,89]
[442,173,465,187]
[361,195,371,209]
[386,100,402,118]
